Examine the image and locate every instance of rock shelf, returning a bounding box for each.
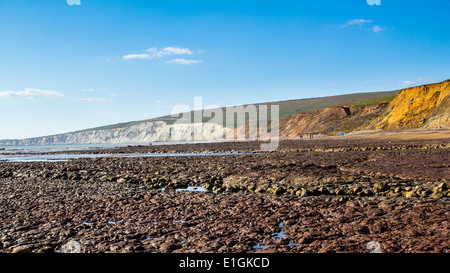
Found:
[1,137,449,253]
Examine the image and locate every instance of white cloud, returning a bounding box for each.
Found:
[77,97,113,103]
[156,100,164,104]
[144,47,158,56]
[372,25,386,33]
[148,47,193,57]
[166,59,203,65]
[340,19,373,28]
[398,76,436,88]
[160,47,193,56]
[0,88,63,100]
[399,80,415,87]
[122,53,152,60]
[82,88,96,92]
[340,19,388,34]
[123,46,195,60]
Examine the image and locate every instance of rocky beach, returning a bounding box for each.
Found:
[2,0,450,260]
[0,131,449,253]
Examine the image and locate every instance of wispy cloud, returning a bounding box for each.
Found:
[0,88,63,100]
[398,76,436,88]
[122,46,195,60]
[372,25,386,33]
[82,88,96,92]
[122,53,153,60]
[340,19,373,28]
[399,80,415,87]
[77,97,113,103]
[340,19,389,34]
[166,59,203,65]
[159,47,193,56]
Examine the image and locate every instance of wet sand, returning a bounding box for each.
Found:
[0,132,449,253]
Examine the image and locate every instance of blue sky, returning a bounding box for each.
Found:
[0,0,449,139]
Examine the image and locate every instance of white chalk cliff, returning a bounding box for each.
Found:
[0,121,233,146]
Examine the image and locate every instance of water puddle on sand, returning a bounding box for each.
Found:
[271,223,289,239]
[144,236,163,240]
[253,245,268,250]
[107,219,124,225]
[271,231,288,239]
[159,186,208,192]
[253,223,299,251]
[176,186,207,192]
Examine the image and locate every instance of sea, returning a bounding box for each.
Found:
[0,141,222,152]
[0,141,245,162]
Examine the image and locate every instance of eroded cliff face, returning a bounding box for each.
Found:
[370,80,450,130]
[230,80,450,138]
[279,106,350,136]
[277,80,450,137]
[276,104,388,136]
[227,104,388,138]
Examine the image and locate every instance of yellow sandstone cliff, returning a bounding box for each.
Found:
[230,79,450,138]
[370,79,450,130]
